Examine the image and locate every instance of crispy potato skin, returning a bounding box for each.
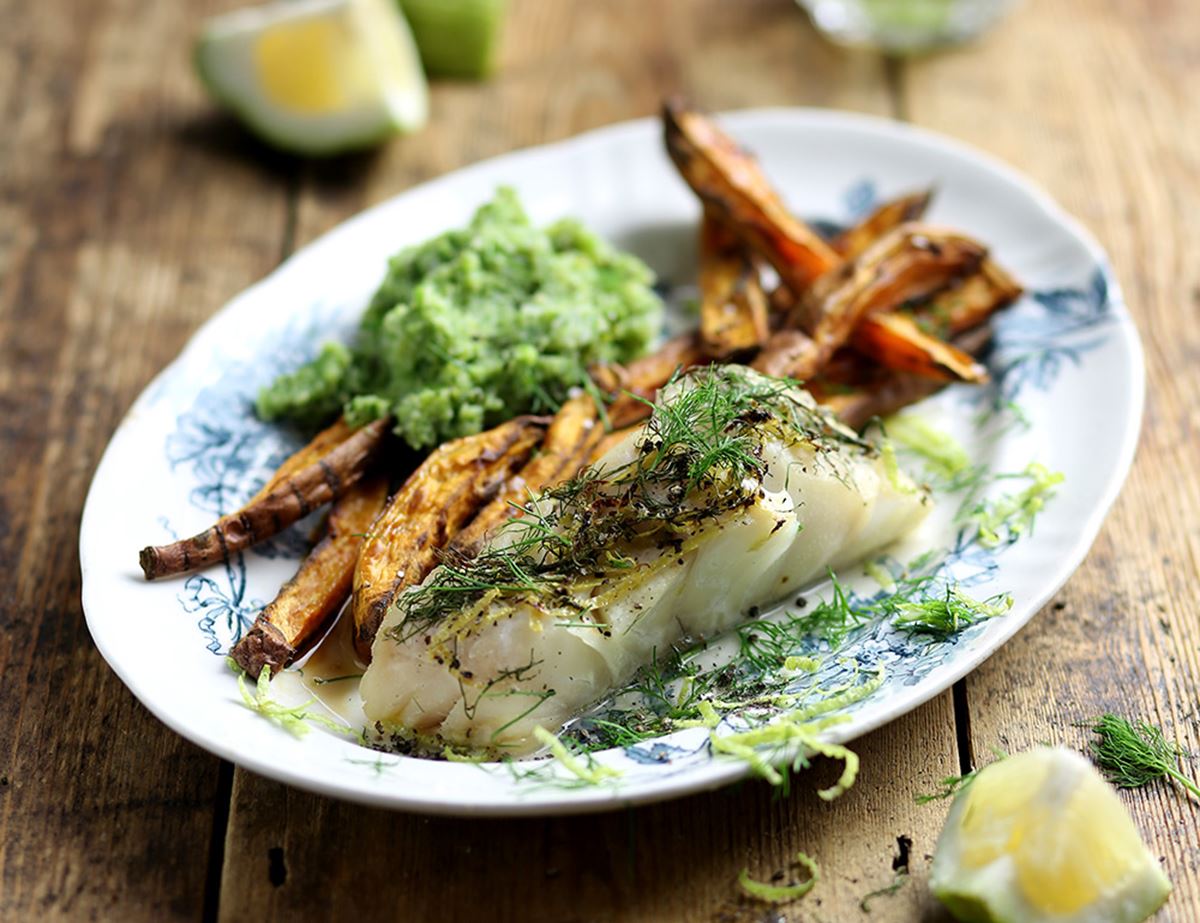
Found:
[698,212,769,357]
[447,396,604,559]
[818,325,994,429]
[139,418,390,580]
[230,473,390,678]
[596,332,708,429]
[914,258,1023,337]
[852,312,989,383]
[351,417,547,661]
[753,224,987,380]
[248,417,354,504]
[663,100,839,294]
[832,189,933,261]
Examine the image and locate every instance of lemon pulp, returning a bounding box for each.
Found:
[931,747,1171,923]
[254,18,371,113]
[196,0,427,155]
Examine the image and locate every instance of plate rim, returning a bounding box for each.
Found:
[80,106,1145,815]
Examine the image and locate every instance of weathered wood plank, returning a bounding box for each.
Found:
[291,0,896,243]
[903,0,1200,917]
[217,2,964,921]
[219,702,956,923]
[0,0,296,918]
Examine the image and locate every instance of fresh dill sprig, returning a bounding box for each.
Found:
[772,571,867,649]
[887,587,1012,640]
[860,871,908,912]
[915,769,979,804]
[1087,713,1200,801]
[738,851,820,903]
[567,562,1003,760]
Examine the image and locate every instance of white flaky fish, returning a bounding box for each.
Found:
[361,366,929,754]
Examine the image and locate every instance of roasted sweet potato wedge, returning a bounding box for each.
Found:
[831,189,934,261]
[698,212,769,357]
[351,416,547,661]
[139,417,391,580]
[818,325,994,429]
[663,100,839,295]
[596,331,708,429]
[910,258,1023,337]
[248,417,354,503]
[852,312,989,383]
[754,224,988,379]
[447,396,604,558]
[230,474,390,678]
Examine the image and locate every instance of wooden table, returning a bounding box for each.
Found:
[3,0,1197,919]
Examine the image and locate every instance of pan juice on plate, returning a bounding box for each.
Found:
[361,366,930,755]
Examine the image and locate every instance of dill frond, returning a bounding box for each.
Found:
[888,587,1012,639]
[1087,713,1200,801]
[914,769,980,804]
[860,871,909,912]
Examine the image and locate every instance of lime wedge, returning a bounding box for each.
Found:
[195,0,428,156]
[399,0,506,79]
[931,747,1171,923]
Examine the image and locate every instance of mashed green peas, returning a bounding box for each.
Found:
[257,188,663,448]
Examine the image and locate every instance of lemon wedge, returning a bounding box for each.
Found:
[195,0,428,156]
[931,747,1171,923]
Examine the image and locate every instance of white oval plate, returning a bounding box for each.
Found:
[81,109,1143,815]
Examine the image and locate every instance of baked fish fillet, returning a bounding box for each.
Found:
[361,366,929,755]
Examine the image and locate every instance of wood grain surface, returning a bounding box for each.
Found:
[0,0,1195,920]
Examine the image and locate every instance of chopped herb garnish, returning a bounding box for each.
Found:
[886,414,972,481]
[887,587,1012,639]
[915,769,980,804]
[235,665,347,738]
[860,871,909,912]
[531,726,621,786]
[1087,713,1200,801]
[738,851,820,903]
[709,666,882,796]
[965,462,1064,547]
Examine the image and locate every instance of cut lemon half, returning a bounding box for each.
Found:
[195,0,428,156]
[931,747,1171,923]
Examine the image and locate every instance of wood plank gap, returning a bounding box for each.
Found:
[201,760,236,923]
[951,680,975,775]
